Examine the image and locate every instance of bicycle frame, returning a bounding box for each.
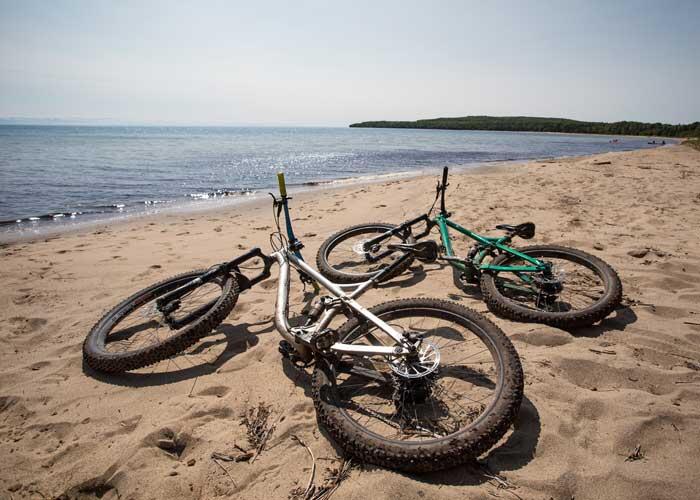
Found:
[157,172,416,365]
[362,167,550,279]
[273,249,413,363]
[435,215,545,272]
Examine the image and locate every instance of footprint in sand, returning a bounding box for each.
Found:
[9,316,48,334]
[511,330,573,347]
[103,415,143,437]
[188,406,235,421]
[197,385,231,398]
[142,427,190,457]
[556,357,676,395]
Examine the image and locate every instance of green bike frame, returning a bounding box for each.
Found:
[436,214,545,273]
[363,166,550,283]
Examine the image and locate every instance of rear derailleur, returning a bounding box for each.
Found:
[532,272,564,309]
[392,372,436,410]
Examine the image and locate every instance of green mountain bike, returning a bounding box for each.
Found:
[317,167,623,329]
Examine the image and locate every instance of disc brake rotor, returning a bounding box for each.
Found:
[352,239,373,255]
[390,340,441,379]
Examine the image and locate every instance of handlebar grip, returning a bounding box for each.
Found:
[442,166,449,186]
[277,172,287,197]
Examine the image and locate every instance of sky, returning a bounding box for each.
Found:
[1,0,698,126]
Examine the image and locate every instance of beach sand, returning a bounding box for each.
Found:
[1,144,700,499]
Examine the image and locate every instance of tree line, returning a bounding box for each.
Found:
[349,116,700,138]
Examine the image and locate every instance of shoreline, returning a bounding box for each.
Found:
[0,143,671,246]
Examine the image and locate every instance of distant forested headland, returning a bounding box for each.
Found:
[349,116,700,138]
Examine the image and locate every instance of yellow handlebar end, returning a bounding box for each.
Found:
[277,172,287,197]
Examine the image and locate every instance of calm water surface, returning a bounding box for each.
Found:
[0,126,661,240]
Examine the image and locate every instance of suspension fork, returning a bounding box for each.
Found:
[362,213,433,253]
[155,247,273,319]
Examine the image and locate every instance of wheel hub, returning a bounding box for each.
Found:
[389,339,440,379]
[533,266,564,296]
[352,239,378,255]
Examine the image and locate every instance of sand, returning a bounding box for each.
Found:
[1,144,700,500]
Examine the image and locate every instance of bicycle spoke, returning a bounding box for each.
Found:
[103,277,225,354]
[332,310,499,443]
[494,254,606,314]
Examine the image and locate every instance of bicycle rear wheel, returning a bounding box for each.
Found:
[480,245,623,328]
[83,269,239,373]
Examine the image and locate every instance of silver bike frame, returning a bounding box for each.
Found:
[271,249,412,363]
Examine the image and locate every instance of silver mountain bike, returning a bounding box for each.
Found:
[83,173,524,472]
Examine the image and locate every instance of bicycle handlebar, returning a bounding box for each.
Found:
[440,166,449,215]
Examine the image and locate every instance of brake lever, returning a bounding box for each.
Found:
[268,192,284,219]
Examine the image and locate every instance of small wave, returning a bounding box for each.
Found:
[93,203,128,211]
[4,211,85,226]
[188,188,256,200]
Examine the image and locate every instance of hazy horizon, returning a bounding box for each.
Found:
[1,1,698,127]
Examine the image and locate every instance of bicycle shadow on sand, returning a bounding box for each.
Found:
[567,305,638,338]
[405,396,541,487]
[435,268,639,340]
[375,260,463,290]
[280,358,541,486]
[83,319,274,387]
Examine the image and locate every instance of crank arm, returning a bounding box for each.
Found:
[364,248,395,263]
[362,214,431,250]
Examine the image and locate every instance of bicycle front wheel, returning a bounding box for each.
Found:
[83,269,239,373]
[315,222,416,283]
[311,298,523,472]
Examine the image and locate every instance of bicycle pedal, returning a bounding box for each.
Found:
[278,340,294,359]
[461,273,479,285]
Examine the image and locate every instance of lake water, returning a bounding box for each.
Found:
[0,125,661,241]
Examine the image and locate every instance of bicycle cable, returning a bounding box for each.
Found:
[269,193,288,253]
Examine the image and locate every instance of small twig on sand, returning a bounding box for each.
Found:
[625,444,645,462]
[311,459,354,500]
[589,348,616,355]
[483,473,523,500]
[683,321,700,326]
[291,435,316,499]
[671,423,682,443]
[250,419,273,462]
[188,376,199,397]
[212,448,254,463]
[478,463,522,500]
[240,402,280,464]
[211,456,237,487]
[211,451,235,462]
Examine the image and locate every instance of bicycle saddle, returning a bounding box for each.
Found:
[387,240,439,263]
[495,222,536,239]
